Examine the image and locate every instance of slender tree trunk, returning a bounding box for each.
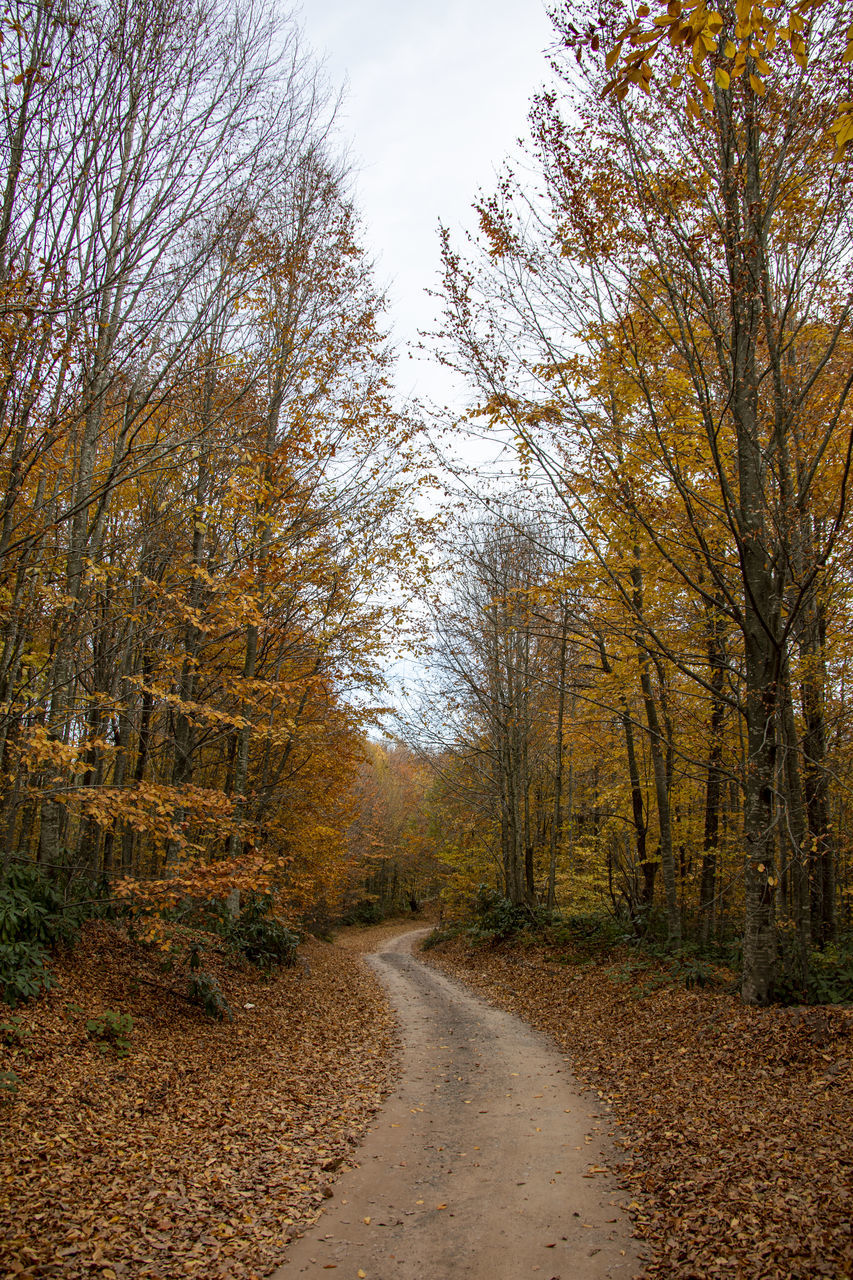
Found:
[546,619,569,911]
[631,564,680,944]
[717,82,780,1003]
[700,599,726,945]
[779,664,811,983]
[800,593,835,944]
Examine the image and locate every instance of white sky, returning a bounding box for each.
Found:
[299,0,555,412]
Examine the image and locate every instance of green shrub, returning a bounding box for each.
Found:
[548,911,628,955]
[86,1010,133,1057]
[774,929,853,1005]
[0,1068,19,1094]
[0,1015,31,1051]
[188,970,232,1021]
[467,886,552,943]
[0,1014,30,1096]
[808,935,853,1004]
[421,921,465,950]
[0,863,80,1006]
[214,893,299,971]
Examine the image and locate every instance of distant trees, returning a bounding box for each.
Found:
[0,0,419,917]
[432,0,853,1000]
[344,741,445,917]
[414,515,581,909]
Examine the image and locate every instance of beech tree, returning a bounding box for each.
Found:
[0,0,423,922]
[433,0,853,1000]
[413,513,583,908]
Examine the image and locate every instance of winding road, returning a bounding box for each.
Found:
[273,928,642,1279]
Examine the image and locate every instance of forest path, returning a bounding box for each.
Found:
[272,928,643,1280]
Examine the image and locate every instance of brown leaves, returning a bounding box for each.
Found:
[426,938,853,1280]
[0,923,398,1279]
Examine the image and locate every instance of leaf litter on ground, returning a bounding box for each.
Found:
[0,920,398,1279]
[424,935,853,1280]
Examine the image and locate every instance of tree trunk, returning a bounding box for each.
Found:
[700,598,726,946]
[631,564,680,945]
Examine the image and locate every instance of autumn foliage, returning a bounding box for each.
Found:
[0,0,423,930]
[430,0,853,1002]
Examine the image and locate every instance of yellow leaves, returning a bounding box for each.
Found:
[829,102,853,160]
[692,33,709,65]
[714,66,730,89]
[599,0,848,119]
[605,43,623,71]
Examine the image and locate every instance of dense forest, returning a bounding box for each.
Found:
[2,3,852,1278]
[414,0,853,1007]
[2,0,853,1016]
[0,0,432,934]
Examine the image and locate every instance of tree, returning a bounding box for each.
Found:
[0,0,426,928]
[433,0,853,999]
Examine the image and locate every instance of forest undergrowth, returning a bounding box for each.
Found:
[0,922,398,1280]
[424,935,853,1280]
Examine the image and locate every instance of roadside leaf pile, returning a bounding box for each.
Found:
[0,922,397,1279]
[426,938,853,1280]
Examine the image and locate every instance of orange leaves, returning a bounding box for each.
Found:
[16,724,86,773]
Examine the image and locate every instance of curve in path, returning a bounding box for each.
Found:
[273,928,643,1279]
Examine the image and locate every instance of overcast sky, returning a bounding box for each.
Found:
[299,0,555,410]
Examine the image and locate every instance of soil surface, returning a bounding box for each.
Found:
[274,928,643,1280]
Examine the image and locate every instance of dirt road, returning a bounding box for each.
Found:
[273,929,643,1279]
